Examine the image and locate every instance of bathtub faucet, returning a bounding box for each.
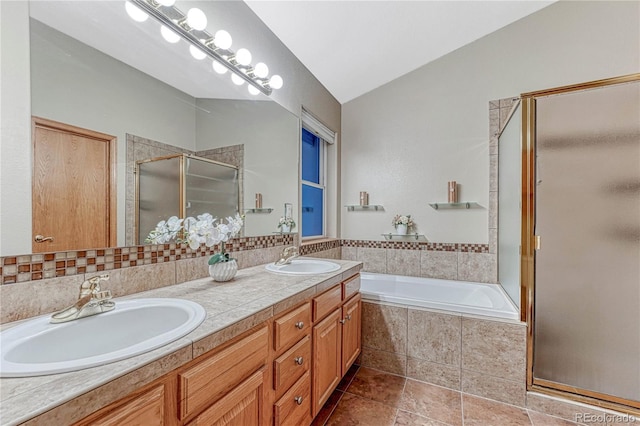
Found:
[275,246,299,265]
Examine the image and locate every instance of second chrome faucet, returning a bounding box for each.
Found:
[275,246,299,266]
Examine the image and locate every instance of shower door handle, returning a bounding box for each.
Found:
[535,235,541,250]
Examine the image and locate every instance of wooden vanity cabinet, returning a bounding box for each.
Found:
[311,275,362,417]
[72,273,360,426]
[73,377,177,426]
[271,302,313,426]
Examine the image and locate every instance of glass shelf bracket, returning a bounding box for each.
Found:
[345,205,384,211]
[244,208,273,214]
[429,202,480,210]
[381,233,427,241]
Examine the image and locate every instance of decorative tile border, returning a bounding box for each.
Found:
[299,239,341,256]
[0,234,294,285]
[337,239,488,253]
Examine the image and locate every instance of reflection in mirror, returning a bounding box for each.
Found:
[0,1,299,256]
[136,154,240,244]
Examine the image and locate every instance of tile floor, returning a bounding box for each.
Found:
[312,365,582,426]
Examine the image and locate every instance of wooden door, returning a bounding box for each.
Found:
[32,117,116,253]
[341,294,362,375]
[311,308,342,417]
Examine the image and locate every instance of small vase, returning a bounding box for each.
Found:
[281,224,290,233]
[395,224,408,235]
[209,259,238,282]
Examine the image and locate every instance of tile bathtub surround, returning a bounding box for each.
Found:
[360,300,528,407]
[340,240,495,283]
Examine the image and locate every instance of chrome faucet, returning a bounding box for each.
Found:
[50,274,115,323]
[275,246,299,266]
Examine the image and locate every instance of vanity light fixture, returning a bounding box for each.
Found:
[125,0,283,96]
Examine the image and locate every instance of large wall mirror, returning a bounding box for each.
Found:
[1,1,299,256]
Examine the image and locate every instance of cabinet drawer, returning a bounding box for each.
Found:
[274,371,311,426]
[178,325,268,420]
[343,274,360,300]
[274,335,311,393]
[313,285,342,322]
[274,302,311,352]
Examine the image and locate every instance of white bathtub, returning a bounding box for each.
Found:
[360,272,520,320]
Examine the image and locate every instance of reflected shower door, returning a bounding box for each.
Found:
[533,81,640,405]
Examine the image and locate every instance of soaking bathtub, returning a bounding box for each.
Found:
[359,272,520,320]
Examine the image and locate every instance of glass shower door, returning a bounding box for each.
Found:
[532,81,640,404]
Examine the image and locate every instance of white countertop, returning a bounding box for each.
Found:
[0,258,362,426]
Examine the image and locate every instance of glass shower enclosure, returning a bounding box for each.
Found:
[136,154,239,244]
[523,76,640,409]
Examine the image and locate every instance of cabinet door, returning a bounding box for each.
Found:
[187,368,266,426]
[342,294,362,375]
[312,308,342,417]
[85,384,166,426]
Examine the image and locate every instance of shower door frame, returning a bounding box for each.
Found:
[521,73,640,413]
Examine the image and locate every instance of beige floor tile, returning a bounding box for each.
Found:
[462,394,531,426]
[394,410,453,426]
[398,380,462,426]
[346,366,406,407]
[325,392,397,426]
[528,410,582,426]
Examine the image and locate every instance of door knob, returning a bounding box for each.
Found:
[34,235,54,243]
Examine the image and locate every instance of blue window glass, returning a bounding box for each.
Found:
[302,184,323,237]
[301,128,320,184]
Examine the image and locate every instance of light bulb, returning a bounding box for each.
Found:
[248,85,260,96]
[160,25,180,43]
[125,1,148,22]
[189,44,206,60]
[231,73,245,86]
[269,74,283,90]
[235,48,252,66]
[212,60,228,74]
[156,0,175,6]
[214,30,232,50]
[254,62,269,78]
[186,8,207,31]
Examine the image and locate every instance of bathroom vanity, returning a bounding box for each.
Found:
[0,259,362,425]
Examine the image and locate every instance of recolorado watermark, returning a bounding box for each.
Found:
[576,413,637,424]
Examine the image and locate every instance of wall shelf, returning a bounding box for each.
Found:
[429,202,480,210]
[345,205,384,211]
[381,233,426,241]
[244,208,273,214]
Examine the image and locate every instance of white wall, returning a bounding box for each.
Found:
[341,1,639,243]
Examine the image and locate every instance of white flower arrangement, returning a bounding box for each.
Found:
[391,214,414,228]
[146,213,244,264]
[278,217,296,229]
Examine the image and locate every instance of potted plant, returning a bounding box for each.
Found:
[391,214,414,235]
[146,213,244,281]
[278,217,296,233]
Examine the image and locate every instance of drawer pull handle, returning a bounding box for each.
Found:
[294,356,304,365]
[295,321,304,329]
[294,396,303,405]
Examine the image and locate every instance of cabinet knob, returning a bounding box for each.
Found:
[340,319,346,325]
[294,356,304,365]
[345,314,352,321]
[294,396,303,405]
[295,321,304,329]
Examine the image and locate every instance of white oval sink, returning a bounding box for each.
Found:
[0,298,205,377]
[265,259,341,275]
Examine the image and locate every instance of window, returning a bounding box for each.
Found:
[301,128,325,238]
[300,109,336,240]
